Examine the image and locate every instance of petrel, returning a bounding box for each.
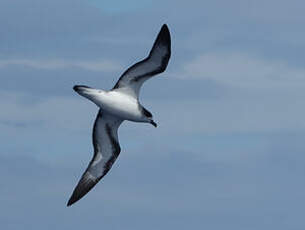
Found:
[67,24,171,206]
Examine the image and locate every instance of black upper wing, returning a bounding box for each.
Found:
[112,24,171,98]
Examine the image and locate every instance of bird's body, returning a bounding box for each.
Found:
[102,90,144,122]
[74,87,145,122]
[67,24,171,206]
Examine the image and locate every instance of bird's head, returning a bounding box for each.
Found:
[142,107,157,128]
[149,119,157,127]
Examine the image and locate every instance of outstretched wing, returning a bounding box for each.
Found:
[67,110,123,206]
[112,24,171,98]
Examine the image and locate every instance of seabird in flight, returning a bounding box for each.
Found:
[67,24,171,206]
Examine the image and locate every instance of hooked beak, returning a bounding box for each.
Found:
[150,120,157,128]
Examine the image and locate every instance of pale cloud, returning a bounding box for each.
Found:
[150,97,305,135]
[0,59,121,72]
[2,86,305,140]
[183,52,305,88]
[0,90,95,133]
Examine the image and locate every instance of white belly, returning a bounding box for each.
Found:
[95,91,143,121]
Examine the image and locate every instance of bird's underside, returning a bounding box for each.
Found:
[67,111,122,206]
[67,24,171,206]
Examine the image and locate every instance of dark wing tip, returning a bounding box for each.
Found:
[66,173,97,207]
[147,23,171,68]
[156,24,171,47]
[67,198,74,207]
[161,24,170,34]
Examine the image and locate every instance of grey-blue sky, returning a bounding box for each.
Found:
[1,0,305,229]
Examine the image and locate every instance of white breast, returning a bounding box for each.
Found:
[95,91,144,121]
